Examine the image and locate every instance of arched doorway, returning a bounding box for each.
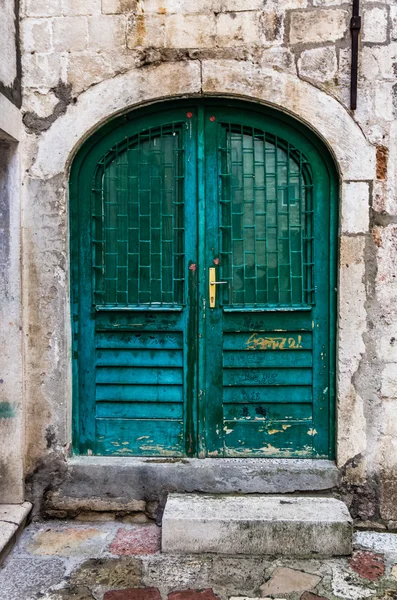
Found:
[70,99,338,458]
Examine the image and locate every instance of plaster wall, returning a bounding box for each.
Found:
[19,0,397,523]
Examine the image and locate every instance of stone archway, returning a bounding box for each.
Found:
[22,60,375,473]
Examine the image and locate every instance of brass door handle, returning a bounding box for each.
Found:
[209,267,227,308]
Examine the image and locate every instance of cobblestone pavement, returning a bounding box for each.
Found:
[1,521,397,600]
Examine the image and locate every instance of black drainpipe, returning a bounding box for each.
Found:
[350,0,361,110]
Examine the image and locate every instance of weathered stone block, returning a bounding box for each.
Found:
[260,567,321,595]
[381,363,397,400]
[261,11,283,42]
[21,18,53,53]
[380,478,397,521]
[363,6,388,44]
[109,526,160,555]
[341,182,369,234]
[45,491,147,514]
[165,14,216,48]
[301,593,328,600]
[216,11,265,46]
[264,0,307,7]
[289,9,347,44]
[220,0,264,10]
[376,322,397,363]
[258,47,296,73]
[66,52,112,94]
[361,45,396,81]
[102,0,138,14]
[63,0,101,15]
[22,53,65,88]
[0,556,67,598]
[0,503,31,524]
[162,495,353,556]
[375,224,397,287]
[136,0,219,12]
[168,591,219,600]
[25,0,62,17]
[349,550,385,581]
[312,0,344,5]
[27,526,109,557]
[70,557,142,588]
[53,17,88,52]
[392,5,397,41]
[374,82,395,122]
[127,14,165,48]
[43,586,94,600]
[104,589,161,600]
[298,46,337,82]
[331,567,373,600]
[338,235,366,365]
[88,15,127,51]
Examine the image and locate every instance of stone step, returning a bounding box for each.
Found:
[47,457,340,518]
[0,502,32,565]
[161,494,353,557]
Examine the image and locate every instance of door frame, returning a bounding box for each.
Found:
[70,98,339,459]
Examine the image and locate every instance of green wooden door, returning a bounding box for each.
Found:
[71,101,337,458]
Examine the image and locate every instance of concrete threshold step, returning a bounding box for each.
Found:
[162,494,353,557]
[0,502,32,565]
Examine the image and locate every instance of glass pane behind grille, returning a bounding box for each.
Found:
[219,124,314,307]
[92,125,185,307]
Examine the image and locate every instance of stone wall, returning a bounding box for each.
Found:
[19,0,397,523]
[0,0,21,107]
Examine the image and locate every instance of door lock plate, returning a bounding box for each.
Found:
[209,267,227,308]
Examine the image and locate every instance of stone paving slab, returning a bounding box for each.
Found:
[1,520,397,600]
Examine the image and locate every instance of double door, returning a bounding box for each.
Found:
[71,101,335,458]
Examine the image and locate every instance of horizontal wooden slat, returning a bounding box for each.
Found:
[223,350,312,368]
[97,402,183,419]
[96,331,183,349]
[96,384,183,402]
[96,348,183,367]
[223,420,315,457]
[223,403,312,422]
[223,368,312,386]
[96,418,184,456]
[95,311,184,332]
[223,332,312,351]
[223,386,312,403]
[222,313,313,332]
[96,367,183,385]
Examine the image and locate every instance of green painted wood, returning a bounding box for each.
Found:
[96,331,183,349]
[96,349,183,367]
[70,99,338,458]
[223,421,314,457]
[223,350,313,367]
[95,311,182,331]
[223,402,312,422]
[96,418,184,456]
[222,312,313,331]
[223,368,312,386]
[223,386,313,403]
[96,367,183,385]
[223,331,313,350]
[96,384,183,402]
[96,401,183,419]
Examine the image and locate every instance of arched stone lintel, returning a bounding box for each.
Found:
[31,60,376,182]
